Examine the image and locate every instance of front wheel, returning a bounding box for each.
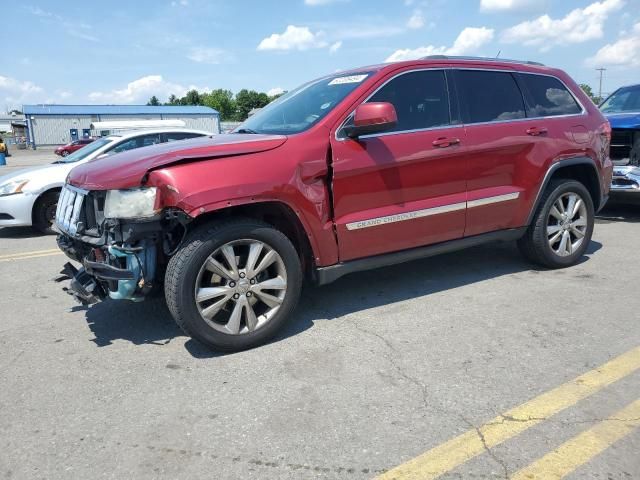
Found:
[165,219,302,352]
[32,191,60,234]
[518,179,594,268]
[61,150,70,157]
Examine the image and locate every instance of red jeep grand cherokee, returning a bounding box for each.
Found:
[55,56,613,351]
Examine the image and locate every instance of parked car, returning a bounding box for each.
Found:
[0,129,211,233]
[55,56,612,351]
[54,138,96,157]
[599,83,640,193]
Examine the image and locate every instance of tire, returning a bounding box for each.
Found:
[32,191,60,235]
[518,179,594,269]
[165,218,303,352]
[61,150,70,157]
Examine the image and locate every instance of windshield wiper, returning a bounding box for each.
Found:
[234,128,259,134]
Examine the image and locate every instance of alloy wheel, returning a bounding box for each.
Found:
[547,192,588,257]
[194,239,288,335]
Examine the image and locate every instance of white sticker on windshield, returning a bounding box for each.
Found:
[328,74,368,86]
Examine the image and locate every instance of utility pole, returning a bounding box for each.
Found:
[596,67,607,101]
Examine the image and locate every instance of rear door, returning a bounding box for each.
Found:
[455,69,585,236]
[330,68,469,261]
[454,68,539,236]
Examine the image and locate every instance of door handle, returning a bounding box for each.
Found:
[526,126,548,136]
[432,137,460,148]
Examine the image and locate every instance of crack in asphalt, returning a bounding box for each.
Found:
[348,318,512,479]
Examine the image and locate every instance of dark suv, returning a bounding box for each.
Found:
[55,56,613,351]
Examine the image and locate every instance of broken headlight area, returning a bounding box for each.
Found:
[55,186,190,304]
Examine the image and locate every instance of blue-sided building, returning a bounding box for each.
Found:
[22,104,220,147]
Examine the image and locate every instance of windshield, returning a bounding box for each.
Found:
[236,72,373,135]
[600,85,640,114]
[57,137,114,163]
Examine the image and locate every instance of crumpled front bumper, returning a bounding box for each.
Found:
[611,166,640,193]
[57,233,157,304]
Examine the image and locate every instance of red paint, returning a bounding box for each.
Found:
[354,102,398,127]
[66,58,612,267]
[54,138,95,156]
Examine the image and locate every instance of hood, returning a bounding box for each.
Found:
[603,112,640,130]
[67,133,287,190]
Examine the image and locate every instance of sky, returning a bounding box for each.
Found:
[1,0,639,110]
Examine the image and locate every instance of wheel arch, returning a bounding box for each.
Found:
[187,201,317,278]
[31,186,62,223]
[527,157,603,225]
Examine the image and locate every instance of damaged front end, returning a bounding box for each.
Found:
[54,184,188,305]
[610,128,640,192]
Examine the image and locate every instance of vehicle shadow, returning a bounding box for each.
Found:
[0,226,47,238]
[82,239,602,358]
[597,198,640,224]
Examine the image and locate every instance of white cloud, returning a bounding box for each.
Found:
[480,0,537,11]
[0,75,44,106]
[329,40,343,53]
[88,75,207,104]
[187,47,227,64]
[258,25,328,51]
[385,26,495,62]
[267,87,286,96]
[502,0,625,50]
[407,10,425,29]
[587,22,640,67]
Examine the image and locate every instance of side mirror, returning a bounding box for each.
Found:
[344,102,398,138]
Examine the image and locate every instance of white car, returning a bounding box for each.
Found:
[0,128,210,233]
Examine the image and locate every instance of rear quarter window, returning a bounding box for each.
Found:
[455,70,526,124]
[517,73,582,117]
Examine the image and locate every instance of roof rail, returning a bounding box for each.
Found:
[420,55,545,66]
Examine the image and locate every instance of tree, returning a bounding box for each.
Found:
[182,89,202,106]
[580,84,602,105]
[269,91,286,102]
[235,89,270,120]
[147,95,160,106]
[202,89,236,120]
[166,94,178,105]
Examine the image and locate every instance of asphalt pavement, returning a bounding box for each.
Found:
[0,148,639,479]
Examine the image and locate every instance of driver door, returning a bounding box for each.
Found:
[330,69,468,261]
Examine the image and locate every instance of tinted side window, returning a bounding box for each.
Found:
[110,134,160,154]
[367,70,450,132]
[140,134,161,147]
[518,74,582,117]
[164,132,203,142]
[456,70,526,123]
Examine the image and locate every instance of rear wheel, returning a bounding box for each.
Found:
[32,191,60,234]
[518,179,594,268]
[165,219,302,352]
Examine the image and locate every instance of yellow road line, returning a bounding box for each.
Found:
[376,346,640,480]
[512,398,640,480]
[0,249,63,262]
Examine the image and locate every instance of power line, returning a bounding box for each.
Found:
[596,67,607,100]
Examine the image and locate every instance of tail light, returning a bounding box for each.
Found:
[597,121,611,164]
[599,121,612,142]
